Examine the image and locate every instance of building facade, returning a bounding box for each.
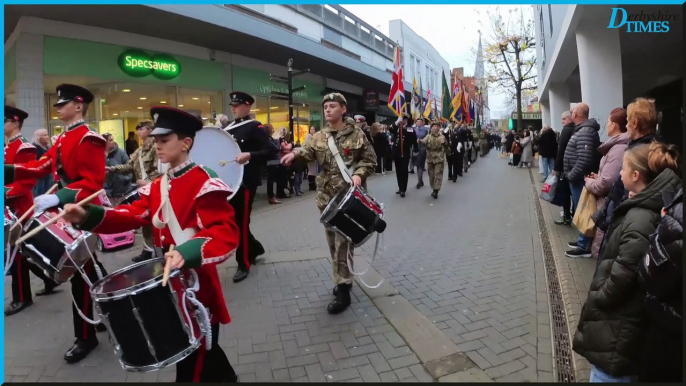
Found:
[534,4,683,146]
[5,4,409,146]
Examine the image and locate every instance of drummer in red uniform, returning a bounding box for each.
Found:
[63,106,240,383]
[4,106,57,316]
[4,84,109,363]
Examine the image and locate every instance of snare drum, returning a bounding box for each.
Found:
[320,186,387,247]
[91,258,206,372]
[119,187,141,206]
[21,208,98,283]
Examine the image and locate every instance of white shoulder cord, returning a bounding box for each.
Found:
[4,244,19,277]
[181,269,212,350]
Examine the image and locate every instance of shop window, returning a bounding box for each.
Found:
[251,95,270,129]
[269,97,290,138]
[177,87,223,124]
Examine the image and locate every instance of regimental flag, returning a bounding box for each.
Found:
[422,87,433,119]
[450,79,463,122]
[462,87,471,124]
[441,69,452,122]
[388,46,406,117]
[411,76,421,120]
[433,97,438,122]
[469,97,476,125]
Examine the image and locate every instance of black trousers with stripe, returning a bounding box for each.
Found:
[71,255,107,341]
[229,186,257,272]
[9,252,53,304]
[176,324,237,382]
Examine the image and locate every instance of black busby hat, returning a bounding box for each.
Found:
[229,91,255,106]
[150,106,203,137]
[5,106,28,122]
[54,84,94,107]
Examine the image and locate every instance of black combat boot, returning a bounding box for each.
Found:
[327,283,352,314]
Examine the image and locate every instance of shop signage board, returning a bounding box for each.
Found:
[232,66,324,103]
[118,49,181,80]
[511,111,542,120]
[363,89,379,111]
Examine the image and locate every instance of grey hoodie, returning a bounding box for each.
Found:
[563,118,601,183]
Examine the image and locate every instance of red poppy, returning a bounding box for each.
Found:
[344,148,350,156]
[75,96,83,102]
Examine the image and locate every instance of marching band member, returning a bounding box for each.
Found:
[63,106,240,383]
[4,84,109,363]
[423,122,449,199]
[281,93,376,314]
[388,112,415,197]
[4,106,57,316]
[223,91,274,283]
[107,119,161,263]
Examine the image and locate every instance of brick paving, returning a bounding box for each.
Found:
[4,152,572,382]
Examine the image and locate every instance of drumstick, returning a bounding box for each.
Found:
[162,244,175,287]
[218,159,237,167]
[11,183,60,229]
[14,189,105,246]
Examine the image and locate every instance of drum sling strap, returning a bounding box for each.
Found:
[325,133,384,289]
[151,173,213,350]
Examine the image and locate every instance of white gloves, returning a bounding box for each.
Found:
[395,116,403,125]
[34,194,60,213]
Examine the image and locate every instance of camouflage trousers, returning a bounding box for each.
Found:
[323,226,354,285]
[427,162,444,191]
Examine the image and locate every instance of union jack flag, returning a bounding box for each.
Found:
[388,46,406,117]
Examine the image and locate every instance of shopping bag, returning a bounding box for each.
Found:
[539,174,558,202]
[572,188,598,237]
[550,176,571,207]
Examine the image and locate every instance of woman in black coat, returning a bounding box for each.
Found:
[537,126,558,181]
[572,142,681,382]
[638,186,682,382]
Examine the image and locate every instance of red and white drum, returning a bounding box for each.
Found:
[20,208,98,283]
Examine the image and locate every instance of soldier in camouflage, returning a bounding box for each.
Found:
[423,122,449,198]
[281,92,377,315]
[107,120,161,262]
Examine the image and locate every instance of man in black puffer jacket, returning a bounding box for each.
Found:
[563,103,601,258]
[553,111,575,225]
[638,187,682,382]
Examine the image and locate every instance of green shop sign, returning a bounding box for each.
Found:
[118,49,181,80]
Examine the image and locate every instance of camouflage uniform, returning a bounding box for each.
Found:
[111,141,161,249]
[424,133,448,191]
[294,117,377,285]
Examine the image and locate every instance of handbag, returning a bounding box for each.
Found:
[572,188,598,237]
[550,176,571,207]
[539,174,558,203]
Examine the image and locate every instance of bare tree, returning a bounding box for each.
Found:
[480,6,537,132]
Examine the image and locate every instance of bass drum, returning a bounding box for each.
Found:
[190,126,244,200]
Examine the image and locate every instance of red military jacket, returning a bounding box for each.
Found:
[5,134,37,217]
[76,160,239,325]
[5,120,106,206]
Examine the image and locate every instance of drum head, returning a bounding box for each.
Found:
[91,257,178,298]
[190,126,244,200]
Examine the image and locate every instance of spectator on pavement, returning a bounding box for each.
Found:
[537,125,558,182]
[585,108,630,259]
[553,111,576,225]
[371,122,388,174]
[103,133,131,201]
[595,98,665,240]
[564,103,601,258]
[124,131,138,156]
[505,130,515,155]
[30,128,54,196]
[516,129,534,168]
[264,124,284,205]
[573,141,681,383]
[305,126,319,191]
[638,186,683,383]
[510,134,522,167]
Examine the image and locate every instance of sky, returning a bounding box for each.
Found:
[342,4,526,119]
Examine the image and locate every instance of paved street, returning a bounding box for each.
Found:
[5,152,564,382]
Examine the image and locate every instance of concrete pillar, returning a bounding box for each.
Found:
[576,24,623,141]
[15,33,45,140]
[540,100,551,128]
[549,82,570,132]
